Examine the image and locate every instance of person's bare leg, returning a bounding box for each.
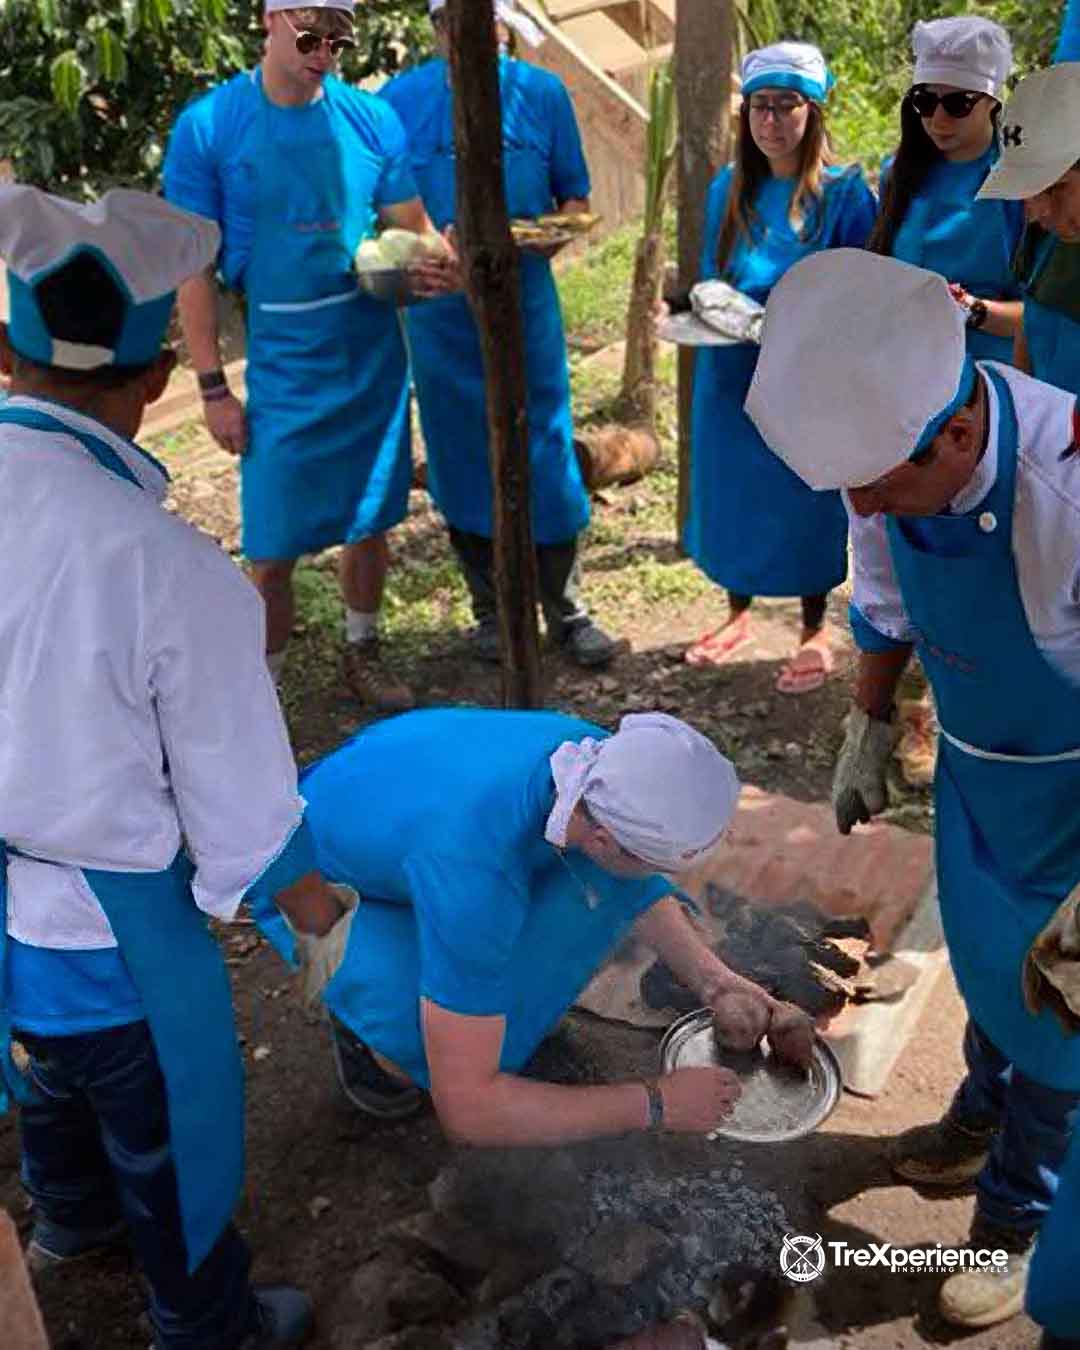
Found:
[776,594,833,696]
[685,591,755,667]
[339,534,413,711]
[251,558,297,680]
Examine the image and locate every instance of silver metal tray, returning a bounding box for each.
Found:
[658,1007,842,1143]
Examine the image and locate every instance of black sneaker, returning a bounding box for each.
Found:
[243,1285,313,1349]
[26,1217,127,1274]
[328,1016,424,1120]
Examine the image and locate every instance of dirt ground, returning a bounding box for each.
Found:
[2,414,1021,1349]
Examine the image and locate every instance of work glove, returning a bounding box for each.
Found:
[1023,881,1080,1034]
[285,883,359,1008]
[832,707,899,836]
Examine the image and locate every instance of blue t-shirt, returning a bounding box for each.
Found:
[257,709,671,1019]
[163,70,418,290]
[699,164,876,301]
[380,56,590,228]
[8,941,144,1037]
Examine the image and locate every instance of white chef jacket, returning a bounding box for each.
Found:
[0,397,304,950]
[848,363,1080,688]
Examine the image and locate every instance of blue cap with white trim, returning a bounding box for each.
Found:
[0,186,220,372]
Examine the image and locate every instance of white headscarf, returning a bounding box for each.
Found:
[545,714,741,873]
[429,0,544,50]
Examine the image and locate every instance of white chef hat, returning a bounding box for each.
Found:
[0,186,220,373]
[744,250,969,491]
[265,1,354,14]
[545,713,741,874]
[428,0,544,49]
[741,42,834,104]
[911,17,1012,100]
[978,64,1080,201]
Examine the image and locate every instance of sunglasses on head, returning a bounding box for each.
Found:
[908,87,986,120]
[280,10,356,57]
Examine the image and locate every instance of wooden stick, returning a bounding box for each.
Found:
[674,0,736,538]
[0,1210,49,1350]
[445,0,543,710]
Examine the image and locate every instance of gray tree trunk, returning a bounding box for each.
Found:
[675,0,736,538]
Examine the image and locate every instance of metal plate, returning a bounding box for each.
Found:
[658,1008,842,1143]
[355,268,424,306]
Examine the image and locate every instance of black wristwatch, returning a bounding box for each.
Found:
[967,299,989,331]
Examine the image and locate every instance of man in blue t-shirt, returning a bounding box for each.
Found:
[252,709,816,1145]
[164,0,453,710]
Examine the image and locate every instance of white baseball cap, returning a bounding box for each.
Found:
[978,64,1080,201]
[911,17,1012,100]
[744,251,968,491]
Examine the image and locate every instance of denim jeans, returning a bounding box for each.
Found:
[951,1019,1080,1234]
[16,1020,256,1350]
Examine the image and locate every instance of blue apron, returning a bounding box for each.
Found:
[0,406,244,1274]
[686,171,873,596]
[241,79,412,562]
[1023,233,1080,397]
[885,368,1080,1091]
[394,60,589,546]
[889,149,1021,365]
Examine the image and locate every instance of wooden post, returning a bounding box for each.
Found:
[0,1210,50,1349]
[445,0,543,709]
[675,0,735,538]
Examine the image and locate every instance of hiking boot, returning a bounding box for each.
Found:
[939,1217,1034,1329]
[342,640,414,712]
[897,697,938,788]
[328,1015,424,1120]
[889,1113,997,1188]
[468,618,501,664]
[26,1217,127,1274]
[562,619,628,669]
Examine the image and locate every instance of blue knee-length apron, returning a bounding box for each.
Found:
[1022,231,1080,397]
[685,168,875,595]
[885,368,1080,1092]
[887,146,1023,366]
[0,407,244,1274]
[241,80,411,562]
[381,58,589,546]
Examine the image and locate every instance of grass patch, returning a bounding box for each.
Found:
[557,220,639,351]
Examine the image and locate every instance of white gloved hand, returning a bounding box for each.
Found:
[832,707,900,836]
[1023,880,1080,1034]
[286,883,359,1008]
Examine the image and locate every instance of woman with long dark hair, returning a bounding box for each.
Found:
[683,43,875,694]
[869,17,1022,364]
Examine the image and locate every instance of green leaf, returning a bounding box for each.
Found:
[50,49,86,114]
[96,28,128,84]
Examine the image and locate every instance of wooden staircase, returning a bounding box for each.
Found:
[539,0,674,105]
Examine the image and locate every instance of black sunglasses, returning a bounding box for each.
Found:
[280,11,356,57]
[908,87,986,120]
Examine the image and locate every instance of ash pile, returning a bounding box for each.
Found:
[328,1141,799,1350]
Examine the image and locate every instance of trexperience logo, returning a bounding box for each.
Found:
[780,1234,1011,1284]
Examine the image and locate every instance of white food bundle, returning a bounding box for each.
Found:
[354,228,449,272]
